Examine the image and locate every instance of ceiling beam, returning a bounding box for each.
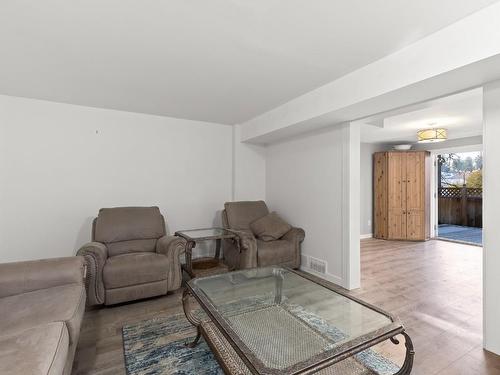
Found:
[239,2,500,144]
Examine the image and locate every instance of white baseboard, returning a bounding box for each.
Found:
[299,265,345,288]
[360,233,373,239]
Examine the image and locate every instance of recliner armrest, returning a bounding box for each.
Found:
[282,227,305,243]
[0,256,86,298]
[225,229,258,269]
[156,235,186,291]
[156,235,186,257]
[77,242,108,305]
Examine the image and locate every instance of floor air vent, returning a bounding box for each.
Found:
[309,257,327,274]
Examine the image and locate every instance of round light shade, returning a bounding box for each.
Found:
[417,128,447,143]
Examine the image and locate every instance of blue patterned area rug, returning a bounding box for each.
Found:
[122,302,400,375]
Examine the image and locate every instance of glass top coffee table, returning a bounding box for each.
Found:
[183,267,414,374]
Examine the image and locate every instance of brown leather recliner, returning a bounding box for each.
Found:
[222,201,305,270]
[77,206,186,306]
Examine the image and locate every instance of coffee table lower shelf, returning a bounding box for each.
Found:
[185,257,229,278]
[202,321,388,375]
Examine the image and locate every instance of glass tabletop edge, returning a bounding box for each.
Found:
[174,227,237,241]
[286,268,399,323]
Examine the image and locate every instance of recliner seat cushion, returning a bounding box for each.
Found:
[250,212,292,241]
[257,240,295,267]
[94,206,165,243]
[105,280,168,305]
[103,252,169,289]
[224,201,269,230]
[0,322,69,375]
[0,283,85,345]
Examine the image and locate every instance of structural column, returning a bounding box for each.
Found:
[342,122,361,289]
[483,81,500,355]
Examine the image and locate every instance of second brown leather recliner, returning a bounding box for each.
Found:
[221,200,305,270]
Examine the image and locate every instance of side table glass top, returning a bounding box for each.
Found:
[190,267,401,373]
[175,227,235,241]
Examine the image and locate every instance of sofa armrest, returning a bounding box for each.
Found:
[281,227,305,269]
[77,242,107,305]
[0,256,86,298]
[156,235,186,291]
[282,227,305,243]
[225,229,258,269]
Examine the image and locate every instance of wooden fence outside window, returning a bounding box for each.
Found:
[438,187,482,228]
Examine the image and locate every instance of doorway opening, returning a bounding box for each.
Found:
[435,151,483,246]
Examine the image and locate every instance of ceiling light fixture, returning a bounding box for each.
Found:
[417,127,447,143]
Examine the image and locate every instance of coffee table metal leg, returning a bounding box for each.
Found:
[273,268,284,304]
[183,241,195,279]
[187,327,202,348]
[182,289,202,347]
[392,332,415,375]
[214,238,221,260]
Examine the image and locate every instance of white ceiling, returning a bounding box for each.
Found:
[1,1,497,125]
[359,88,483,144]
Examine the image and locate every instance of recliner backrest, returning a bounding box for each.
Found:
[223,200,269,230]
[92,206,166,257]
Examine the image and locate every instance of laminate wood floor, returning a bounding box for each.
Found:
[72,238,500,375]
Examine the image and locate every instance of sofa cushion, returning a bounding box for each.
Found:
[94,206,165,243]
[257,240,295,267]
[0,322,69,375]
[103,252,169,289]
[250,212,292,241]
[0,283,85,346]
[224,201,269,230]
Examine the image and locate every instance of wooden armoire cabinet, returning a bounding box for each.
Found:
[374,151,430,241]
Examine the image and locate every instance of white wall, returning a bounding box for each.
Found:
[232,124,266,201]
[0,95,233,262]
[266,125,358,288]
[483,80,500,355]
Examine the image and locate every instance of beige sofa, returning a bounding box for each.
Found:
[77,206,186,306]
[222,200,305,270]
[0,256,86,375]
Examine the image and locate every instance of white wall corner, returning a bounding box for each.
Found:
[360,233,373,240]
[483,80,500,355]
[341,122,361,290]
[232,124,266,202]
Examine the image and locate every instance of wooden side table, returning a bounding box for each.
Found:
[174,228,238,278]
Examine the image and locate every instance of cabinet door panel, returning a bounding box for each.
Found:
[388,153,406,211]
[406,152,425,211]
[388,209,407,239]
[374,153,388,238]
[407,210,425,240]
